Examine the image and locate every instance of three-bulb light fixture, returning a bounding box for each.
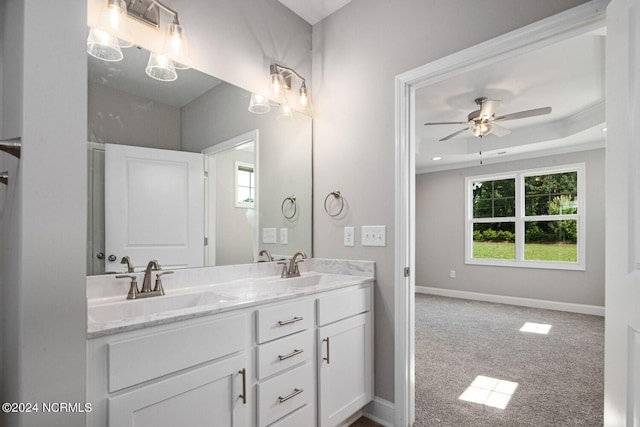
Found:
[87,0,191,82]
[248,64,310,119]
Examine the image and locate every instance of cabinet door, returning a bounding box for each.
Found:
[108,354,249,427]
[318,312,373,427]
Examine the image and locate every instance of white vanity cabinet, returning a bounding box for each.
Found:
[86,313,251,427]
[87,280,374,427]
[317,287,373,427]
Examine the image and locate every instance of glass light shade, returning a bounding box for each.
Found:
[165,23,191,70]
[96,0,133,48]
[248,93,271,114]
[277,103,293,121]
[87,28,123,62]
[472,123,493,137]
[145,52,178,82]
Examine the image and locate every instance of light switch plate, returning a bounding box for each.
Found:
[262,228,276,244]
[280,228,288,245]
[344,226,355,247]
[362,225,386,247]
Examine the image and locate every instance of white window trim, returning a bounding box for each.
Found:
[465,163,586,271]
[235,161,255,209]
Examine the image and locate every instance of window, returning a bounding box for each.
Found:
[235,161,255,208]
[466,164,584,270]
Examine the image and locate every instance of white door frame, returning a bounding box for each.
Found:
[393,3,608,425]
[202,130,259,265]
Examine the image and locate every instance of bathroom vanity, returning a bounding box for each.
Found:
[85,259,374,427]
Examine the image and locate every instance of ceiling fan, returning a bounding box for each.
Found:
[424,97,552,142]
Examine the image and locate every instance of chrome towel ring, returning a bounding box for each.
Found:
[324,190,344,217]
[281,195,297,220]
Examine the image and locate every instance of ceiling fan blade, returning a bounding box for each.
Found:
[439,127,469,141]
[491,123,511,137]
[424,121,467,126]
[494,106,552,122]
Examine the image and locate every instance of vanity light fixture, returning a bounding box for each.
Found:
[270,64,310,109]
[88,0,191,82]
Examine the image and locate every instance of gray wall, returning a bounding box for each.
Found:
[88,81,181,150]
[416,149,605,307]
[1,1,87,426]
[311,0,591,402]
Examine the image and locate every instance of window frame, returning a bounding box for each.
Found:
[465,163,585,271]
[235,161,255,209]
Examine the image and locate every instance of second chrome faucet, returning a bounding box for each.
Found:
[117,260,173,300]
[278,251,307,278]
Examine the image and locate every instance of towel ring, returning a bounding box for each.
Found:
[324,190,344,217]
[281,196,297,220]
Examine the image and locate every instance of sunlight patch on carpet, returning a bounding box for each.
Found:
[458,375,519,409]
[520,322,552,334]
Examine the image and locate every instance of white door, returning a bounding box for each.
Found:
[105,143,204,272]
[605,0,640,425]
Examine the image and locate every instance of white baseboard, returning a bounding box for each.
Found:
[363,397,395,426]
[416,286,604,316]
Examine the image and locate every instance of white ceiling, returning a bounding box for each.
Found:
[415,30,606,173]
[277,0,353,25]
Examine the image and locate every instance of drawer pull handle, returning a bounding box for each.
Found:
[238,368,247,404]
[323,337,330,364]
[278,388,304,403]
[278,316,303,326]
[278,348,304,361]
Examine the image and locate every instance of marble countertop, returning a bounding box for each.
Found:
[87,258,375,338]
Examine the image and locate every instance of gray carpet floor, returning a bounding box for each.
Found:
[414,294,604,427]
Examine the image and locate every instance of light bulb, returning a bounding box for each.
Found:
[299,83,308,107]
[166,23,191,70]
[271,73,284,95]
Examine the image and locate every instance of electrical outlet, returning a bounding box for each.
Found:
[344,227,355,246]
[262,228,276,244]
[280,228,288,245]
[362,225,386,247]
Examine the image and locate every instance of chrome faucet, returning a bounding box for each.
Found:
[259,249,274,262]
[141,260,161,293]
[121,256,134,273]
[278,251,307,278]
[117,260,172,300]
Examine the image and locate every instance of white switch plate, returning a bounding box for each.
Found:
[344,226,355,246]
[362,225,386,247]
[280,228,288,245]
[262,228,276,244]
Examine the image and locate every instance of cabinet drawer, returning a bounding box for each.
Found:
[317,286,371,326]
[257,299,314,343]
[257,363,314,427]
[108,314,246,392]
[269,404,315,427]
[257,330,314,380]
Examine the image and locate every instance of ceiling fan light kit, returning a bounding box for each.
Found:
[424,96,552,142]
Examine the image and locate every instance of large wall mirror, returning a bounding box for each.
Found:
[87,42,312,275]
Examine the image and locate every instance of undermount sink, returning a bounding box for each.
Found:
[283,272,362,288]
[88,291,239,323]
